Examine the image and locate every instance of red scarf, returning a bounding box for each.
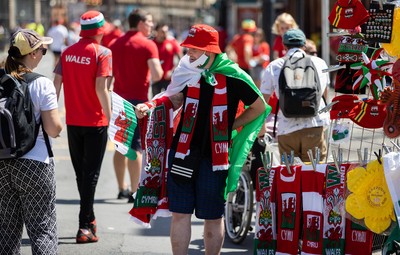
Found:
[172,74,229,180]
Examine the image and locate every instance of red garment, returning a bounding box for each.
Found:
[252,41,270,68]
[55,38,112,126]
[102,28,123,48]
[268,92,278,114]
[230,33,254,69]
[301,165,326,254]
[110,30,159,101]
[275,165,302,254]
[272,35,286,58]
[154,37,181,80]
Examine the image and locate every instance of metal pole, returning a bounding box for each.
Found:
[262,0,273,50]
[9,0,16,30]
[321,0,330,65]
[35,0,41,23]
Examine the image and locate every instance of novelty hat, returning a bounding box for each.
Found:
[336,36,367,63]
[241,19,257,32]
[349,99,386,129]
[330,94,360,120]
[80,10,106,37]
[329,0,369,29]
[10,29,53,56]
[180,24,222,54]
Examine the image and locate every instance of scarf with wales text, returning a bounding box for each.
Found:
[173,74,229,179]
[157,53,271,197]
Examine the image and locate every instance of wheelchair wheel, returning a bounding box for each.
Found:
[224,170,254,244]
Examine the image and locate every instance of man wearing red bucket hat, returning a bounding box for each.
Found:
[53,10,112,243]
[133,23,271,254]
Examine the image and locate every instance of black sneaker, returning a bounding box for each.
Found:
[117,189,130,199]
[128,193,135,203]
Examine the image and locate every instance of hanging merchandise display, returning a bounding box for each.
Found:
[254,167,277,254]
[322,163,350,255]
[301,164,326,254]
[334,36,368,94]
[362,1,395,43]
[254,162,378,254]
[350,48,392,99]
[345,159,396,234]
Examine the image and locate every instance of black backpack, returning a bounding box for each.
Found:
[278,50,321,118]
[0,69,52,159]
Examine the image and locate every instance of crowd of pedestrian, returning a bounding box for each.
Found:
[0,6,331,255]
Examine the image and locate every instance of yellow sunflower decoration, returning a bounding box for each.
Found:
[346,159,396,234]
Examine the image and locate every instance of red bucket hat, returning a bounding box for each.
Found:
[348,99,386,129]
[330,94,360,120]
[180,24,222,54]
[329,0,369,29]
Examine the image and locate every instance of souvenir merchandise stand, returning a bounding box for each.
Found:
[254,1,400,254]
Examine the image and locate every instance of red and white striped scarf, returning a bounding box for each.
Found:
[173,74,229,180]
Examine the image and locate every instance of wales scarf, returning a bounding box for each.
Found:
[161,53,271,196]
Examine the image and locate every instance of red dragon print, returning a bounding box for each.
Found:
[114,111,133,143]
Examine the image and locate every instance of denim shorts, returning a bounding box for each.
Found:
[167,151,228,219]
[128,99,146,151]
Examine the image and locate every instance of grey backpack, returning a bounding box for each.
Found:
[278,51,321,118]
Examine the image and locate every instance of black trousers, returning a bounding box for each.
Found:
[67,125,108,227]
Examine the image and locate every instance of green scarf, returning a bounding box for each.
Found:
[202,53,272,198]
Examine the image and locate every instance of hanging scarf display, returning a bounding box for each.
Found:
[275,165,302,255]
[344,219,373,255]
[322,163,352,255]
[254,167,277,254]
[301,164,326,254]
[129,97,174,227]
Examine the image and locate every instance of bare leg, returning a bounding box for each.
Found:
[127,150,142,194]
[170,212,191,255]
[113,151,128,191]
[204,218,224,255]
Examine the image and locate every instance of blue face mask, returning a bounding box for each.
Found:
[190,52,210,68]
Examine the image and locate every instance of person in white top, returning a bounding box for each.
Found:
[0,29,62,255]
[260,28,330,162]
[47,18,69,66]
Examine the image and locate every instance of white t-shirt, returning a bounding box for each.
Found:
[21,76,59,163]
[47,24,69,52]
[260,48,330,136]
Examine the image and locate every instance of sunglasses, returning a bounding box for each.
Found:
[38,47,47,56]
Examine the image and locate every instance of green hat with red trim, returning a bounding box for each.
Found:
[80,10,106,37]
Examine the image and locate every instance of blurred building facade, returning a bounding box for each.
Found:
[1,0,371,62]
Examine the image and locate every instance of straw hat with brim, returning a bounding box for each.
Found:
[80,10,106,37]
[241,19,257,32]
[180,24,222,54]
[10,29,53,56]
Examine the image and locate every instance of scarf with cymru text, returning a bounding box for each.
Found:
[157,53,271,197]
[129,96,174,228]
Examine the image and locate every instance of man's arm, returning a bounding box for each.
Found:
[232,97,266,130]
[148,58,164,83]
[53,74,63,100]
[95,76,112,122]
